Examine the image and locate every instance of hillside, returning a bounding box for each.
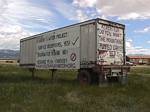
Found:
[0,49,19,59]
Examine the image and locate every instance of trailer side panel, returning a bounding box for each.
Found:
[36,25,80,69]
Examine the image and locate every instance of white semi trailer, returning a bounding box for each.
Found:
[20,18,130,85]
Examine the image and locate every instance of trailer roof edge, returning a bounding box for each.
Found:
[20,18,125,42]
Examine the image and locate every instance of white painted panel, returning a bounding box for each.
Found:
[36,25,80,69]
[97,21,124,65]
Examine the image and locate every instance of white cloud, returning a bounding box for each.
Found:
[126,39,150,55]
[75,9,89,21]
[51,0,89,22]
[73,0,96,8]
[134,27,150,33]
[126,39,132,48]
[1,0,53,25]
[118,13,141,20]
[96,0,150,20]
[0,25,33,50]
[147,41,150,44]
[0,0,54,50]
[73,0,150,20]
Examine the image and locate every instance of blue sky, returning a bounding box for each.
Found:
[0,0,150,54]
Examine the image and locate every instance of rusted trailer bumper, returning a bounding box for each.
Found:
[92,65,130,84]
[77,65,130,85]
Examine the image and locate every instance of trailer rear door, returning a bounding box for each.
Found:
[80,23,96,67]
[97,20,125,65]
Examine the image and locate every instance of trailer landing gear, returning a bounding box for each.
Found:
[51,69,57,81]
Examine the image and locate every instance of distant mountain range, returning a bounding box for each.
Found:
[0,49,19,59]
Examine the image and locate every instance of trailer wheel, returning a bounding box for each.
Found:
[78,70,91,85]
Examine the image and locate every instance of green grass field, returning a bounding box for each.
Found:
[0,65,150,112]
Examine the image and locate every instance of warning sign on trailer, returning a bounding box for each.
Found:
[70,53,77,61]
[35,25,80,69]
[97,22,124,65]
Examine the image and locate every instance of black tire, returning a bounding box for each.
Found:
[77,70,91,85]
